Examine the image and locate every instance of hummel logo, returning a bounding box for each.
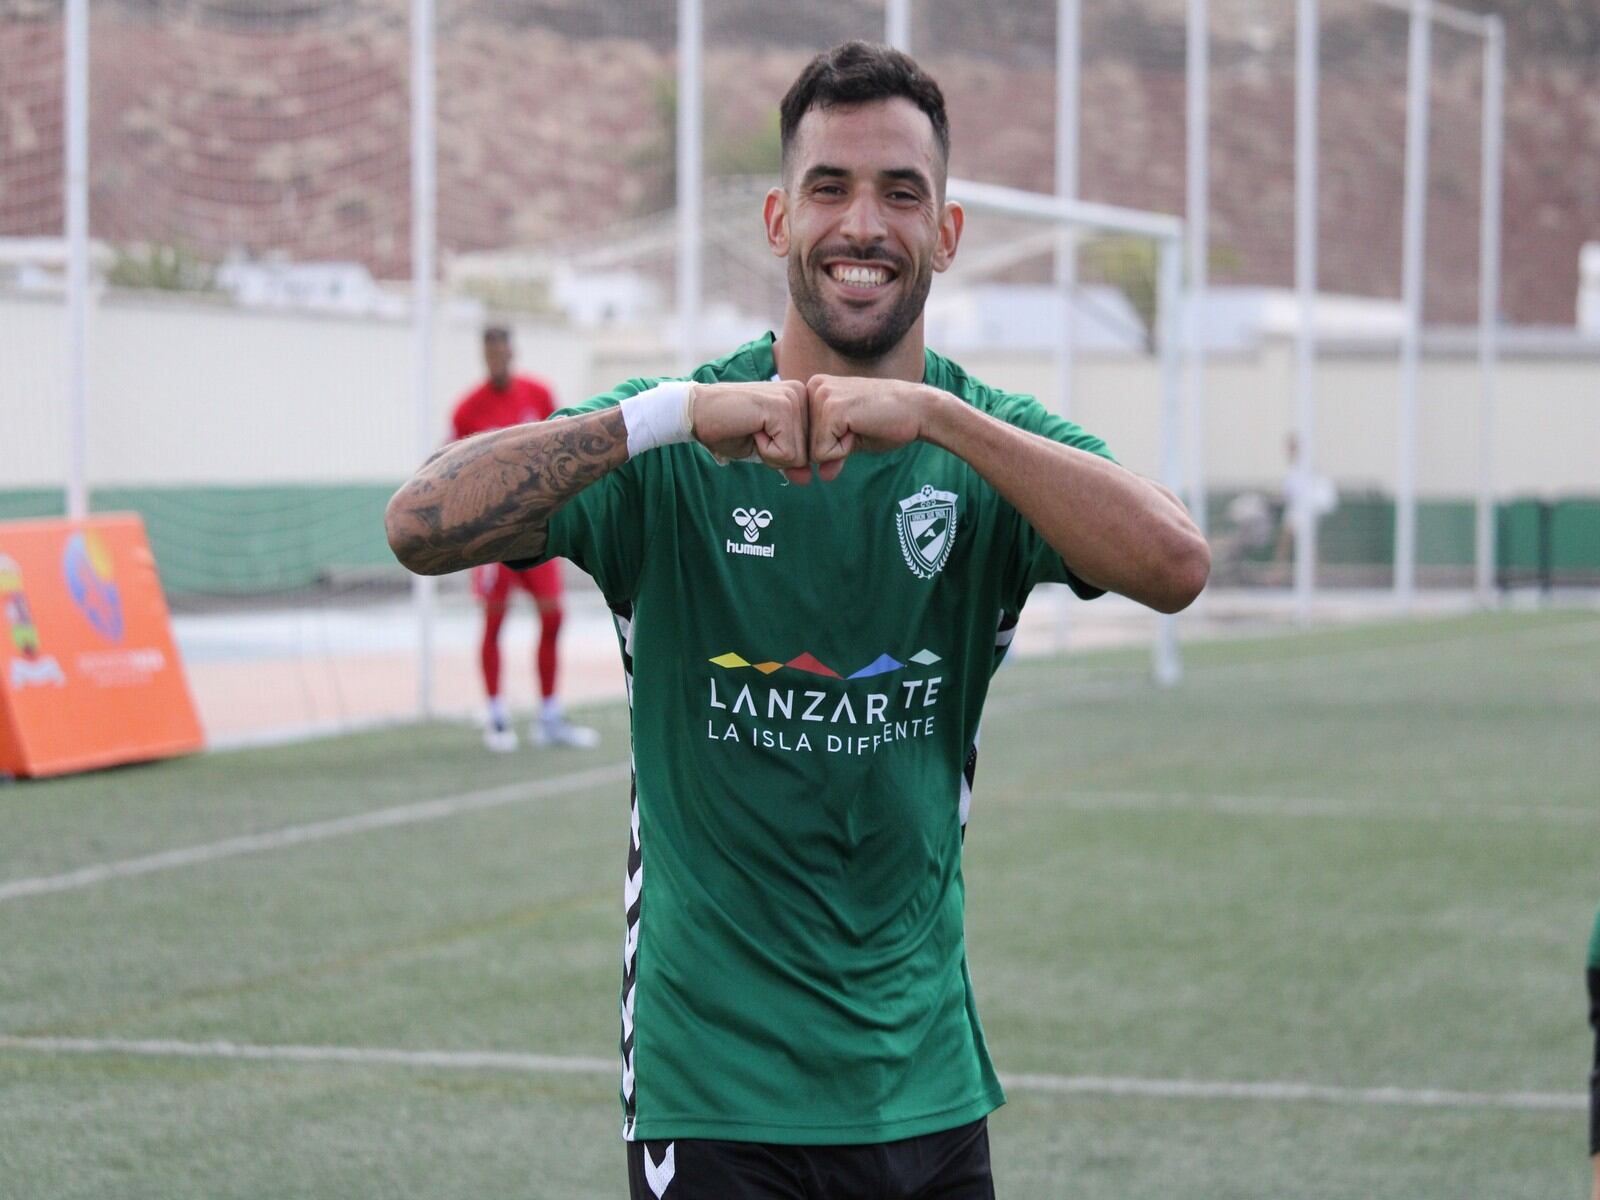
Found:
[727,508,775,559]
[732,508,772,543]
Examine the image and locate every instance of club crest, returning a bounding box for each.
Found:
[896,485,959,579]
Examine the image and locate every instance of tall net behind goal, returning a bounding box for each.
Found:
[1201,0,1498,607]
[26,0,422,743]
[1,1,70,525]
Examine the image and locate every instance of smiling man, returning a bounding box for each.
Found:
[387,41,1207,1200]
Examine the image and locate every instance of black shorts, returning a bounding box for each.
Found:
[625,1116,995,1200]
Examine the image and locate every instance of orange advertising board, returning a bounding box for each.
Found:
[0,514,203,778]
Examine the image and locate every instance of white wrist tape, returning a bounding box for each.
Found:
[620,381,696,458]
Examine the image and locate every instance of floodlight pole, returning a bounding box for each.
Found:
[410,0,438,718]
[885,0,911,51]
[1184,0,1208,546]
[1292,0,1319,625]
[1155,235,1184,688]
[1054,0,1080,419]
[1395,0,1432,611]
[677,0,703,374]
[64,0,89,521]
[1474,17,1504,605]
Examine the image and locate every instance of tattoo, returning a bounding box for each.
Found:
[387,407,630,575]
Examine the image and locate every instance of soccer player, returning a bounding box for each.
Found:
[1589,903,1599,1200]
[1271,431,1336,583]
[450,326,598,751]
[389,42,1208,1199]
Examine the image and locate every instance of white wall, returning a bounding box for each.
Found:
[591,338,1599,499]
[5,288,1595,498]
[1,290,592,487]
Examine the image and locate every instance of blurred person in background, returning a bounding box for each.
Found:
[451,325,598,752]
[1212,489,1274,584]
[1271,431,1337,584]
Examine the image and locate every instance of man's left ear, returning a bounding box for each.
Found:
[764,188,790,258]
[933,201,964,273]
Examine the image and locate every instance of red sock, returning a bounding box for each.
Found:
[537,607,562,700]
[481,604,508,699]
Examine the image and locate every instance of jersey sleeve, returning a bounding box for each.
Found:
[512,379,658,604]
[981,389,1120,610]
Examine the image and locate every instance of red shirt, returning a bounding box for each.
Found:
[450,375,557,440]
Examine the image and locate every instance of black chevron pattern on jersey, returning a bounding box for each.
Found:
[611,600,643,1139]
[962,610,1019,838]
[994,608,1020,657]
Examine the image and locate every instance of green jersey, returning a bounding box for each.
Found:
[537,333,1114,1144]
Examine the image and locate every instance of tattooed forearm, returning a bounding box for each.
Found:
[385,406,630,575]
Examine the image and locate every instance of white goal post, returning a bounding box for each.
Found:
[946,178,1189,687]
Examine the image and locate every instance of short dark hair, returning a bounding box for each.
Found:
[482,324,511,343]
[779,41,950,175]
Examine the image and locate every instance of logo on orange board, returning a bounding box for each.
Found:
[0,553,66,689]
[63,531,124,642]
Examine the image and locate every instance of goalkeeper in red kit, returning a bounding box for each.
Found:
[450,326,598,752]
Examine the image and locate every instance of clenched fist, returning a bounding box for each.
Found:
[804,375,929,482]
[690,379,813,485]
[691,376,941,483]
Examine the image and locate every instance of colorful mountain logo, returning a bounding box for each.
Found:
[785,652,840,678]
[847,654,903,680]
[709,648,939,679]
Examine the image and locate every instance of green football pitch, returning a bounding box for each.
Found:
[2,609,1595,1198]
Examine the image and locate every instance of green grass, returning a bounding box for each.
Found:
[2,610,1596,1197]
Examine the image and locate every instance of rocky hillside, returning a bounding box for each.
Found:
[0,0,1594,325]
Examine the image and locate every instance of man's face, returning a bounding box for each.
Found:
[484,335,512,385]
[766,97,961,363]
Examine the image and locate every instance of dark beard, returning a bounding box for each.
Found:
[787,252,932,364]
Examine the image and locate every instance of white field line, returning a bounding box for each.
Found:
[0,1035,1580,1114]
[0,762,631,905]
[998,1069,1583,1112]
[0,1036,614,1076]
[991,613,1600,714]
[6,618,1591,905]
[1054,789,1600,827]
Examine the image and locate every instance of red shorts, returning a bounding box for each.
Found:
[471,561,562,605]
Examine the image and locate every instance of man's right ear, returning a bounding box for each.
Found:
[763,188,789,258]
